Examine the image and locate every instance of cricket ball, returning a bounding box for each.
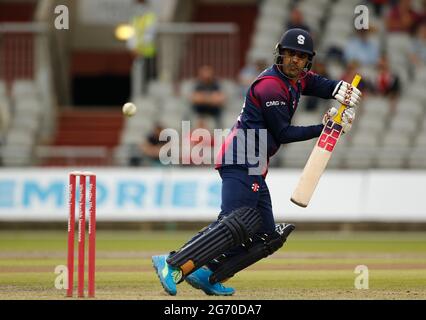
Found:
[122,102,137,117]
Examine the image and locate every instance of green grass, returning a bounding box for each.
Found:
[0,230,426,299]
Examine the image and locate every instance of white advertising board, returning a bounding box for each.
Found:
[0,168,424,222]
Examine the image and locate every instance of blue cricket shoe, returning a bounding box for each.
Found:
[185,266,235,296]
[152,254,182,296]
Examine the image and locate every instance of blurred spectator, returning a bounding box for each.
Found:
[238,59,268,97]
[414,0,426,27]
[375,55,401,111]
[287,7,310,32]
[409,22,426,67]
[130,123,167,166]
[305,60,330,112]
[191,65,226,128]
[368,0,389,17]
[326,46,344,63]
[386,0,419,33]
[0,103,10,144]
[340,60,360,83]
[340,60,373,93]
[127,4,158,95]
[344,29,380,66]
[182,118,215,166]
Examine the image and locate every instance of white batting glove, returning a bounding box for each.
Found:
[332,80,362,108]
[341,107,356,133]
[322,107,356,133]
[322,107,338,125]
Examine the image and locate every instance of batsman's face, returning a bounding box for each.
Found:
[282,49,309,78]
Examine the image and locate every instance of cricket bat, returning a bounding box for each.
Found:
[290,74,362,208]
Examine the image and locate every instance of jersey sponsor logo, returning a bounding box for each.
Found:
[265,101,287,107]
[266,101,280,107]
[297,35,305,45]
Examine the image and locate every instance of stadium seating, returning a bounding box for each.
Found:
[376,145,409,168]
[1,0,426,170]
[0,81,6,96]
[0,79,47,166]
[343,146,376,169]
[408,146,426,169]
[279,139,315,168]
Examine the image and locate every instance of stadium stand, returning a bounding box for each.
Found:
[1,0,426,170]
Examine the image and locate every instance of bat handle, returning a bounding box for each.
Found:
[334,74,362,124]
[351,74,362,88]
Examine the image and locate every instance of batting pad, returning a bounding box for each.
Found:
[166,207,262,276]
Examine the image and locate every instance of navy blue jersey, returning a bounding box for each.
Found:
[215,64,339,176]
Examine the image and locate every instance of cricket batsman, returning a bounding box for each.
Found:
[152,28,362,296]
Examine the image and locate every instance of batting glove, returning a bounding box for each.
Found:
[332,80,362,108]
[322,107,338,125]
[341,107,355,133]
[322,107,356,133]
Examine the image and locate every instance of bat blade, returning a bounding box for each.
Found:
[290,74,361,208]
[290,121,343,207]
